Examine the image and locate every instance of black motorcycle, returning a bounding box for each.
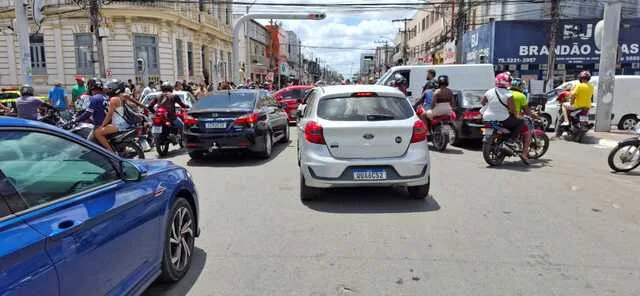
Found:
[555,107,593,142]
[65,121,145,159]
[608,123,640,173]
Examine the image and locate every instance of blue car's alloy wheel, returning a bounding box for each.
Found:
[160,198,195,282]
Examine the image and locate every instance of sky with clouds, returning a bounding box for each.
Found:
[234,0,425,78]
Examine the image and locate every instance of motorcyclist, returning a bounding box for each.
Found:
[481,72,530,165]
[94,79,133,151]
[561,70,593,126]
[147,82,189,130]
[16,84,53,120]
[509,78,533,157]
[393,73,409,96]
[75,79,108,128]
[421,69,438,94]
[425,75,454,120]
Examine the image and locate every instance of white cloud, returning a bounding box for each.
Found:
[234,0,422,78]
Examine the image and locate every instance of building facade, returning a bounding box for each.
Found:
[234,16,270,83]
[359,52,375,81]
[406,3,452,65]
[0,0,232,90]
[286,31,301,82]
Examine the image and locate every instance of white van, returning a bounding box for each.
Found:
[376,64,495,104]
[543,76,640,130]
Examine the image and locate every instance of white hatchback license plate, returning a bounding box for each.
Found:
[151,126,162,134]
[205,122,226,129]
[580,115,589,122]
[353,169,386,180]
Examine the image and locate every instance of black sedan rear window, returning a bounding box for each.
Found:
[193,92,256,110]
[317,96,413,121]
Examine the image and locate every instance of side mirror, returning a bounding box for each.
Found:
[296,109,303,119]
[121,161,146,181]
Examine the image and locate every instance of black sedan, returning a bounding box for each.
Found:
[450,90,486,145]
[183,89,290,159]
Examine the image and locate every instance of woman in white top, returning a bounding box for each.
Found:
[94,79,131,151]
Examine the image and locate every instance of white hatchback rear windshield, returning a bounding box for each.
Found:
[317,96,413,121]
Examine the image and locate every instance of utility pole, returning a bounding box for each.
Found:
[392,18,412,65]
[298,40,302,84]
[89,0,105,78]
[454,0,466,64]
[15,0,32,85]
[544,0,559,92]
[245,5,250,83]
[375,40,389,72]
[594,1,622,132]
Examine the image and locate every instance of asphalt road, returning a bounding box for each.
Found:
[145,132,640,296]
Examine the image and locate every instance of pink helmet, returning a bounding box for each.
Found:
[495,72,512,88]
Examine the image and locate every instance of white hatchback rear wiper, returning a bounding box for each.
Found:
[366,114,395,121]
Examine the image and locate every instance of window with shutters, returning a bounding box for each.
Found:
[74,33,94,75]
[29,34,46,75]
[134,34,159,75]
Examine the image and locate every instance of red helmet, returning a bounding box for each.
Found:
[495,72,512,88]
[578,70,591,82]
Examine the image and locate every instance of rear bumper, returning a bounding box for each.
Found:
[184,130,266,152]
[455,120,484,140]
[300,142,430,188]
[285,108,298,123]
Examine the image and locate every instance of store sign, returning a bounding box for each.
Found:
[462,23,494,64]
[443,41,456,64]
[492,19,640,64]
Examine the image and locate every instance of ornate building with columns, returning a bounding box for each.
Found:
[0,0,232,90]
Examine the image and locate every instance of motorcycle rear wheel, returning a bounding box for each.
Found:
[608,142,640,172]
[431,126,449,152]
[482,134,505,166]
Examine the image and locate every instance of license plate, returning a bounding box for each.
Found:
[484,128,494,135]
[353,169,386,180]
[151,126,162,134]
[580,115,589,122]
[205,122,226,129]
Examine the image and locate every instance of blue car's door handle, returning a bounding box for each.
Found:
[57,220,76,230]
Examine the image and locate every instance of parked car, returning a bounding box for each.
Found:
[272,85,315,124]
[0,116,200,296]
[297,85,430,201]
[183,89,290,159]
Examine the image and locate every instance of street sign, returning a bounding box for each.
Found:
[279,63,288,75]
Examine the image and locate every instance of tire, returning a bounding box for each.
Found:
[482,134,505,166]
[572,131,584,143]
[529,132,550,159]
[300,173,319,202]
[541,114,552,131]
[258,130,272,159]
[115,142,145,159]
[158,197,196,283]
[188,151,206,160]
[554,117,564,138]
[280,124,290,143]
[608,142,640,172]
[617,115,638,131]
[431,126,449,152]
[157,142,170,157]
[407,177,430,199]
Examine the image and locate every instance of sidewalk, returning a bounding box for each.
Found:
[586,129,635,148]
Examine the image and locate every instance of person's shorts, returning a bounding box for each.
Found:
[500,115,528,135]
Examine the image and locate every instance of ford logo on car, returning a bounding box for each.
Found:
[363,133,374,140]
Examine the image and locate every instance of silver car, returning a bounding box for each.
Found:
[296,85,430,201]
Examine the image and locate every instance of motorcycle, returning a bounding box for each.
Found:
[608,122,640,173]
[555,107,593,142]
[416,106,455,152]
[482,113,550,166]
[64,120,146,159]
[151,106,185,157]
[39,108,69,128]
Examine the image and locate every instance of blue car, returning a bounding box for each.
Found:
[0,117,200,296]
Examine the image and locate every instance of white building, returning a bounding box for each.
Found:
[234,16,270,83]
[406,3,452,65]
[287,30,301,81]
[0,0,232,91]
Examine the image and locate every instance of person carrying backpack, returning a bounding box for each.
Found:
[94,79,147,151]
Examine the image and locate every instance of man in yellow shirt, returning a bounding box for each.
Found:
[561,70,593,126]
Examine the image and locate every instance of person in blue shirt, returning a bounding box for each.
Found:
[48,81,72,120]
[75,79,108,139]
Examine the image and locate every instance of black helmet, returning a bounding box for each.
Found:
[88,77,103,91]
[394,73,407,86]
[437,75,449,87]
[20,84,34,96]
[104,79,126,97]
[160,82,173,92]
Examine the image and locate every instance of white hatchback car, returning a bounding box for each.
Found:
[297,85,430,201]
